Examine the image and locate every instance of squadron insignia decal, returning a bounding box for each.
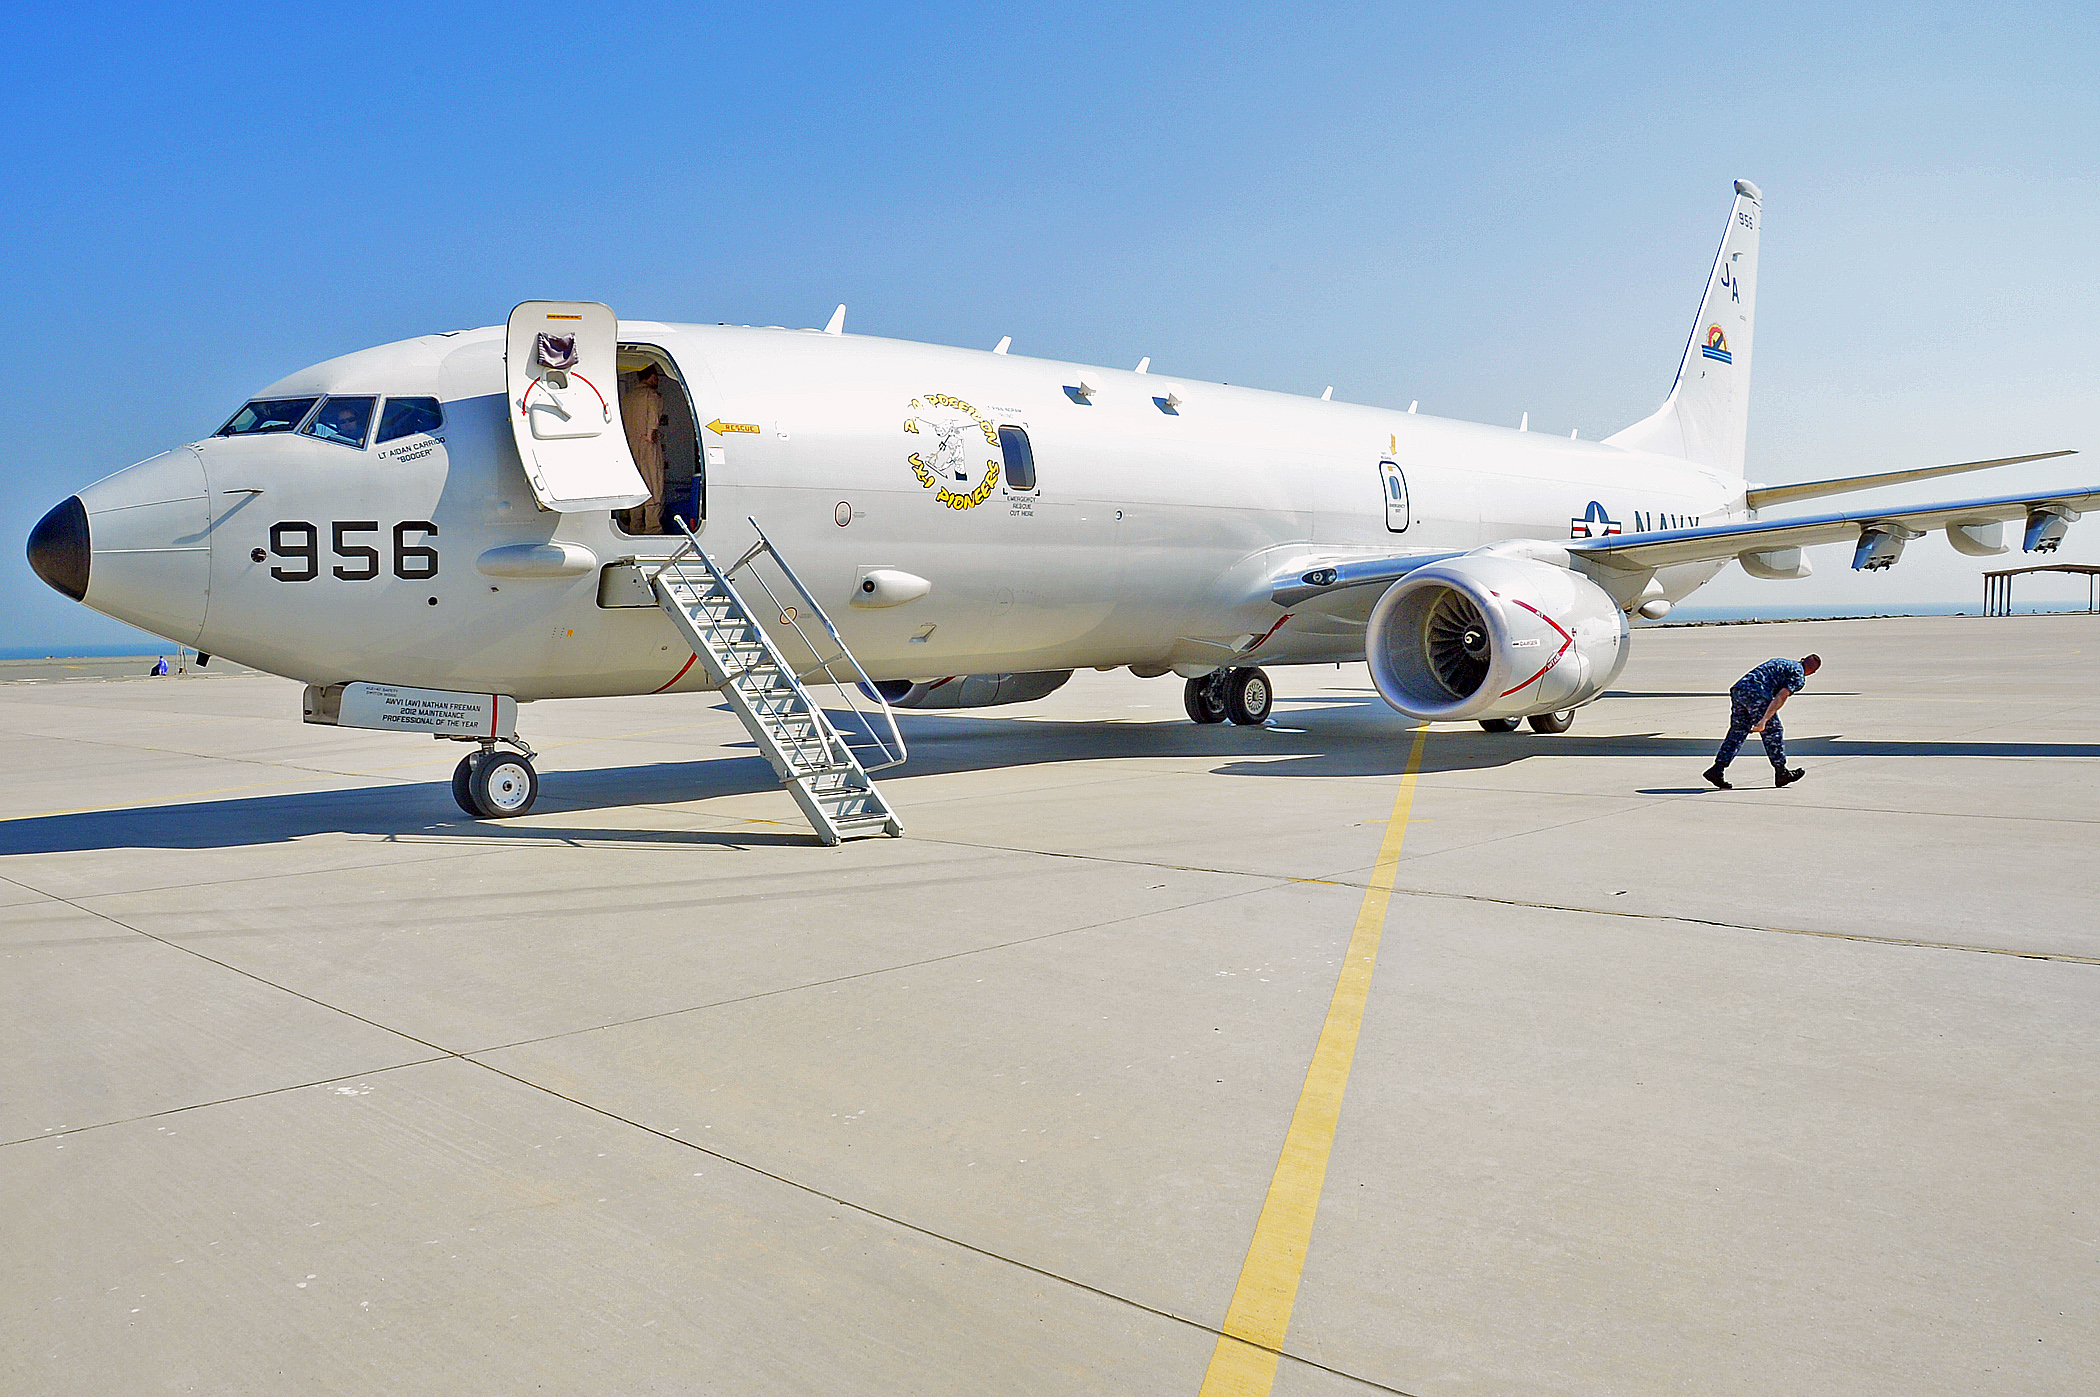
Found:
[903,395,1001,510]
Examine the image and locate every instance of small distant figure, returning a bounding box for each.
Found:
[151,657,169,676]
[620,364,665,534]
[1704,654,1820,789]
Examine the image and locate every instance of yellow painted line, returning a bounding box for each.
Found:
[1198,724,1428,1396]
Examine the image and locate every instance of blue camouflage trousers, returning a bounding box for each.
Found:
[1714,688,1786,769]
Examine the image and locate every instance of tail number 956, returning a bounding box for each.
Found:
[263,521,438,582]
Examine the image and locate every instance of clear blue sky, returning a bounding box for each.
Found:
[5,2,2096,650]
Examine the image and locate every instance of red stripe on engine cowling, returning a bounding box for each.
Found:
[1498,596,1574,698]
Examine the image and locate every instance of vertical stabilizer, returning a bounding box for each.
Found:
[1606,180,1762,475]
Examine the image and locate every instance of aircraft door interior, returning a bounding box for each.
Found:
[614,344,703,536]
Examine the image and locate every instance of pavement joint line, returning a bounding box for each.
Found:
[458,1054,1419,1397]
[60,839,1089,915]
[19,890,460,1059]
[464,869,1305,1057]
[0,1056,452,1150]
[1197,724,1430,1396]
[1375,885,2100,965]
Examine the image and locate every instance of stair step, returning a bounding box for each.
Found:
[654,535,901,844]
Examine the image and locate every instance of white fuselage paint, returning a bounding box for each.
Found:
[81,322,1738,701]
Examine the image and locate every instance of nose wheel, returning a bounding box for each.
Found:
[450,742,540,818]
[1183,668,1273,726]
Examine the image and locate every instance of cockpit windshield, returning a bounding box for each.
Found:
[216,398,319,436]
[300,396,377,449]
[376,397,443,443]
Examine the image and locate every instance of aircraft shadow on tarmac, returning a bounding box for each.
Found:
[3,695,2097,856]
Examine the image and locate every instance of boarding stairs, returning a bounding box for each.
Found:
[650,518,906,845]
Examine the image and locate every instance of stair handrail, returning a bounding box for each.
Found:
[655,532,839,775]
[727,516,908,773]
[675,518,908,773]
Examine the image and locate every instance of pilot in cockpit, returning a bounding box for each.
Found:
[308,398,371,447]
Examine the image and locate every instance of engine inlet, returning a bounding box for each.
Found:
[1424,589,1491,698]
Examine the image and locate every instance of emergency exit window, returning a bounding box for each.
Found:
[999,426,1035,492]
[377,397,444,443]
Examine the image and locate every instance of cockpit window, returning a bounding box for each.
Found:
[216,398,319,437]
[375,397,444,443]
[299,396,377,449]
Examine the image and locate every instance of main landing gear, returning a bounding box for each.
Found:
[450,738,540,819]
[1184,667,1274,726]
[1479,710,1576,734]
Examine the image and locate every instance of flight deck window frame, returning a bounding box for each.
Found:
[214,397,324,439]
[298,395,380,452]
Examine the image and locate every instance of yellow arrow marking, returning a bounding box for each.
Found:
[705,419,761,435]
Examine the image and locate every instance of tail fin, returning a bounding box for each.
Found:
[1606,179,1762,475]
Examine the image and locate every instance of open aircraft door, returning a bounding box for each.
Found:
[505,301,650,513]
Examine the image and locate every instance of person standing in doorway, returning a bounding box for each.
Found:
[620,364,665,534]
[1704,654,1820,789]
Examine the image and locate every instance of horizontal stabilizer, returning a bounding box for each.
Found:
[1746,450,2076,509]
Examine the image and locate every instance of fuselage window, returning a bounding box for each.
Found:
[216,398,319,437]
[376,397,444,443]
[999,426,1036,492]
[300,396,377,449]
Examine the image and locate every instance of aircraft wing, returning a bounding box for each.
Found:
[1569,484,2100,572]
[1269,481,2100,615]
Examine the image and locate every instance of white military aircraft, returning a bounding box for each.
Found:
[27,180,2092,841]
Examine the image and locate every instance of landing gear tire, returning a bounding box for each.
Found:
[450,754,482,816]
[1528,710,1575,734]
[1479,717,1521,733]
[1184,674,1229,724]
[1224,667,1273,726]
[469,751,539,818]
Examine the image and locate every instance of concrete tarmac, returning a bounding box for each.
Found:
[3,614,2095,1395]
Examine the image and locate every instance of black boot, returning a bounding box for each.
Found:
[1775,767,1804,787]
[1702,765,1731,790]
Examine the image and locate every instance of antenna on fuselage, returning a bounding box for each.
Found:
[1134,357,1150,374]
[1408,401,1418,413]
[1321,386,1333,401]
[993,336,1011,354]
[824,305,846,335]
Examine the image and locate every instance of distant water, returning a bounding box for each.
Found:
[0,643,187,660]
[1658,602,2097,623]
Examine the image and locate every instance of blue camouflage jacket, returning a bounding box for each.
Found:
[1733,658,1807,709]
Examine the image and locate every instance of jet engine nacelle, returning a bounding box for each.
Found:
[1366,555,1630,721]
[871,670,1074,710]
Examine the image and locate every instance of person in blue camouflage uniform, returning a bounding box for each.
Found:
[1704,654,1820,789]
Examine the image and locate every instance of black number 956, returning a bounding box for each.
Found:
[267,520,438,582]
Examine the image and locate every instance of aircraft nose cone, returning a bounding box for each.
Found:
[27,496,90,601]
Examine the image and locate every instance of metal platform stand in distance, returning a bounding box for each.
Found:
[650,518,906,845]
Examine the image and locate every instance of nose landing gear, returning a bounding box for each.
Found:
[1183,667,1274,726]
[449,738,541,818]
